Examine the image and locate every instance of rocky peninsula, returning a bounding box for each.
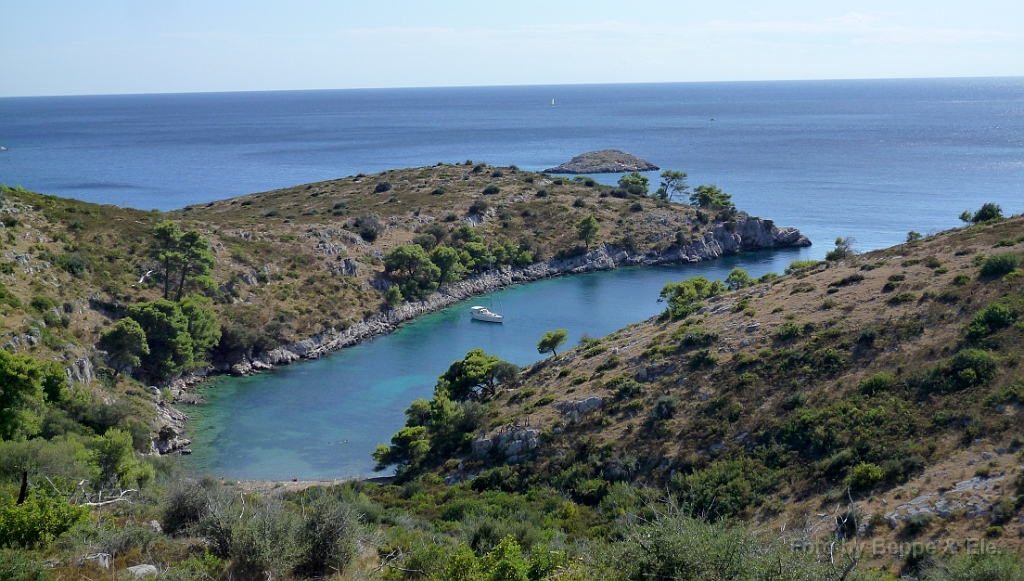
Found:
[545,149,659,174]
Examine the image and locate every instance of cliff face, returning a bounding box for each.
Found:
[217,217,809,376]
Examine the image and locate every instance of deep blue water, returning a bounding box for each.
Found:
[4,78,1023,479]
[3,78,1023,254]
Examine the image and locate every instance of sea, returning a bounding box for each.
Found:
[2,78,1023,479]
[3,77,1023,254]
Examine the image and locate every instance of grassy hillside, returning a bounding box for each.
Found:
[5,180,1024,579]
[381,212,1024,558]
[1,164,778,364]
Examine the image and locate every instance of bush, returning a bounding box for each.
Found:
[940,349,999,391]
[469,200,489,215]
[296,491,358,576]
[967,301,1018,341]
[649,396,678,421]
[374,181,392,193]
[887,292,917,305]
[776,322,802,340]
[980,253,1020,277]
[0,490,88,549]
[669,458,779,519]
[0,549,50,581]
[230,502,302,579]
[483,185,500,195]
[784,259,822,274]
[858,372,895,395]
[937,551,1024,581]
[849,462,885,492]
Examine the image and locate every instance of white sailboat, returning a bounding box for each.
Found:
[550,99,555,107]
[470,254,505,323]
[470,305,504,323]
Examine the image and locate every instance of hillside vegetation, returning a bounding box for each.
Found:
[373,209,1024,563]
[3,176,1024,579]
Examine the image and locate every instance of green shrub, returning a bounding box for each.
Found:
[858,372,896,395]
[967,301,1018,341]
[668,458,779,519]
[678,327,718,349]
[776,322,802,340]
[938,551,1024,581]
[980,253,1021,277]
[482,185,500,195]
[296,491,358,576]
[0,549,50,581]
[848,462,885,492]
[785,259,822,274]
[649,396,678,421]
[0,490,88,549]
[887,292,917,305]
[938,349,999,391]
[952,273,971,286]
[828,273,864,287]
[230,502,302,579]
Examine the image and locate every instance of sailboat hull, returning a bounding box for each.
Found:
[470,306,504,323]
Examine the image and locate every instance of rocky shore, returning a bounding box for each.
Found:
[545,149,659,174]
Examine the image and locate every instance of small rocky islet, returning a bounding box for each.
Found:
[544,149,659,173]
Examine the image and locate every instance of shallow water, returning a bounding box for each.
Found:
[183,249,802,479]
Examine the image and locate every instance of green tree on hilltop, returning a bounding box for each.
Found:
[656,170,689,201]
[98,318,150,375]
[537,329,568,357]
[725,267,751,291]
[126,299,194,379]
[151,221,216,301]
[618,172,650,196]
[384,244,440,300]
[689,184,735,211]
[437,348,501,401]
[576,214,600,249]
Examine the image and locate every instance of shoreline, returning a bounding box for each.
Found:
[154,215,810,454]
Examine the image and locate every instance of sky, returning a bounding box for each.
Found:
[2,0,1023,97]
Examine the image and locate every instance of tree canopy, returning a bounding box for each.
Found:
[689,185,735,211]
[576,214,600,249]
[150,221,215,301]
[656,170,689,201]
[98,318,150,374]
[617,172,649,196]
[0,351,66,440]
[658,276,726,319]
[537,329,568,357]
[124,297,220,380]
[384,244,441,301]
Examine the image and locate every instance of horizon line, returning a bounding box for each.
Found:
[3,74,1022,100]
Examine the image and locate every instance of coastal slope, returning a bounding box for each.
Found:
[0,164,806,452]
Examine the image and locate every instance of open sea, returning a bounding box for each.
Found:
[3,77,1023,254]
[3,78,1023,479]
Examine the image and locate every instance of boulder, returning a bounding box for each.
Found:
[128,564,159,578]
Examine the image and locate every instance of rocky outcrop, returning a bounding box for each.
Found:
[554,397,604,416]
[218,215,809,376]
[545,150,659,174]
[472,427,541,464]
[151,399,190,454]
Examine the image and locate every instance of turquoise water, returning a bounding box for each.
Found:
[183,249,802,479]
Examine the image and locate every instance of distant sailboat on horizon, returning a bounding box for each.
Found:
[551,98,555,107]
